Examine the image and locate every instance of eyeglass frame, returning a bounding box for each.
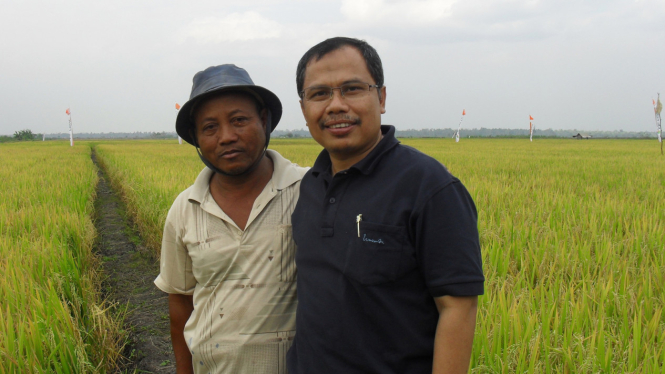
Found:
[299,82,382,102]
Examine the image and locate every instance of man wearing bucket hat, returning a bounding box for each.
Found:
[155,64,306,374]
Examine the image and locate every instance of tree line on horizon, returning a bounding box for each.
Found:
[2,127,657,142]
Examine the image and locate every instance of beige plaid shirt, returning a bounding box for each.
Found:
[155,150,307,374]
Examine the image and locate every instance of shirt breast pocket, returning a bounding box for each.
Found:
[187,237,246,288]
[343,221,414,285]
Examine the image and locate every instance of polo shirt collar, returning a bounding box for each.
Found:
[188,149,302,205]
[311,125,400,177]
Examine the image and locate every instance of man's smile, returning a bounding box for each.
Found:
[328,123,352,129]
[320,117,361,134]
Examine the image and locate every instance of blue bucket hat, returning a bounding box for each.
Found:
[176,64,282,146]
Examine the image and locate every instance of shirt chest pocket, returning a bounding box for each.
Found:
[343,221,415,285]
[187,237,246,288]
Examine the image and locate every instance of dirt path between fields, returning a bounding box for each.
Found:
[91,150,176,373]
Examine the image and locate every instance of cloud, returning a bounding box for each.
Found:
[335,0,665,44]
[341,0,457,26]
[180,11,283,43]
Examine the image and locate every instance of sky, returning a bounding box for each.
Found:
[1,0,664,135]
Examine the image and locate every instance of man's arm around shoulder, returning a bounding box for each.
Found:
[169,293,194,374]
[432,295,478,374]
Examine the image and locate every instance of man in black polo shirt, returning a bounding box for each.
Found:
[287,37,485,374]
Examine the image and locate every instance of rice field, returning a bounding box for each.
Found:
[0,142,124,373]
[3,138,663,372]
[95,138,664,373]
[399,138,665,373]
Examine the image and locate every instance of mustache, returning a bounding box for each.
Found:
[318,115,361,130]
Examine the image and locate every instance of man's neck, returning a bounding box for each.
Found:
[208,155,274,231]
[330,132,383,175]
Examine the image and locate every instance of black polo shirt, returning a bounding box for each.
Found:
[287,125,484,374]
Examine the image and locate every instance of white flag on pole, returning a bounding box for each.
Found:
[453,109,465,143]
[66,108,73,146]
[654,95,662,143]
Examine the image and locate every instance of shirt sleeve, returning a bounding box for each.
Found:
[154,198,196,295]
[414,180,484,297]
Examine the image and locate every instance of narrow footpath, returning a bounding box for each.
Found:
[91,149,176,373]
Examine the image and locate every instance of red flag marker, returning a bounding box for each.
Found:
[66,108,71,115]
[529,115,534,120]
[175,103,181,110]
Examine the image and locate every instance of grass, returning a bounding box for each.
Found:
[97,138,665,372]
[399,138,665,373]
[0,142,125,373]
[6,138,663,372]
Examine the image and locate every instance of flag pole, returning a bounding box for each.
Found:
[529,115,534,142]
[530,122,533,142]
[453,109,465,143]
[67,108,74,147]
[655,94,662,155]
[175,103,182,144]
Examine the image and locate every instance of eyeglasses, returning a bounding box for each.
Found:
[300,82,381,102]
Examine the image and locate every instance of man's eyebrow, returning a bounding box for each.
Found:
[227,109,246,117]
[198,108,252,123]
[306,79,366,89]
[198,116,218,123]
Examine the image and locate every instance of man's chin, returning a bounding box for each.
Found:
[325,142,362,157]
[215,164,251,176]
[212,155,266,176]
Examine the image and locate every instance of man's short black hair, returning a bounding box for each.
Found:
[296,37,384,98]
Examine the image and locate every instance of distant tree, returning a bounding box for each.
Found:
[13,129,36,141]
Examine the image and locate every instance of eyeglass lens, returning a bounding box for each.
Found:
[304,83,374,102]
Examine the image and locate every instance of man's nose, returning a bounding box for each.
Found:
[218,124,239,144]
[326,89,349,113]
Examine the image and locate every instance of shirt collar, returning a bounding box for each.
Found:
[311,125,400,178]
[188,149,303,204]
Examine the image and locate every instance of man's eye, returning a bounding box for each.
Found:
[232,117,248,125]
[202,124,217,134]
[308,89,330,100]
[343,84,365,94]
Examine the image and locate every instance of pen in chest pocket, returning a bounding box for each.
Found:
[356,214,362,237]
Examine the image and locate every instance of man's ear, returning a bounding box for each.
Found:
[379,86,387,114]
[189,125,199,148]
[261,108,269,130]
[300,99,309,126]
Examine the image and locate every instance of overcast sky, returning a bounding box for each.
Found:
[1,0,664,135]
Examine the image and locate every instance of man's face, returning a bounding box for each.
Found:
[194,93,267,175]
[300,46,386,159]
